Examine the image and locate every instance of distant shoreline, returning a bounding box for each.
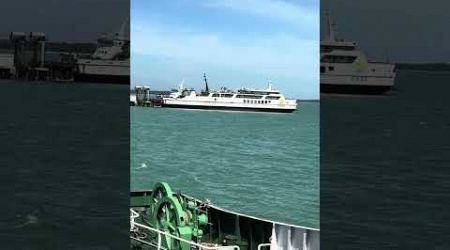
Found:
[396,63,450,72]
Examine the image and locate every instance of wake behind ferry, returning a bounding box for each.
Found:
[131,182,320,250]
[161,75,297,113]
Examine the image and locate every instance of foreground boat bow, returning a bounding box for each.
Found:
[130,182,319,250]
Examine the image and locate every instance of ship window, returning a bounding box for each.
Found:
[240,95,261,99]
[266,96,280,100]
[320,66,325,73]
[328,66,334,71]
[269,100,271,103]
[321,55,357,63]
[212,94,219,97]
[223,94,233,98]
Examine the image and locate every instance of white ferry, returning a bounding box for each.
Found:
[162,75,297,113]
[321,12,396,94]
[75,19,129,84]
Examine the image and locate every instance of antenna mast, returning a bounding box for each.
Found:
[203,73,209,93]
[117,17,129,39]
[325,10,335,42]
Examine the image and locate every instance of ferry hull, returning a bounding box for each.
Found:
[162,103,296,113]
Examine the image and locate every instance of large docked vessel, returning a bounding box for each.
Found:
[74,19,129,84]
[130,182,320,250]
[162,75,297,113]
[320,12,396,94]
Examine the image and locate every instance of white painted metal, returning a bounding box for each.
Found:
[321,11,396,88]
[163,81,297,112]
[76,18,129,77]
[130,209,240,250]
[258,243,271,250]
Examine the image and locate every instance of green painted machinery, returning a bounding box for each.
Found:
[131,182,320,250]
[131,182,209,250]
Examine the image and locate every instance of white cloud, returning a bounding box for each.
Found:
[131,21,318,79]
[130,0,320,98]
[201,0,318,27]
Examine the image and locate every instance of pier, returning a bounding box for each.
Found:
[0,32,96,82]
[130,86,170,107]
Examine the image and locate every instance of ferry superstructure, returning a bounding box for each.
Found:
[74,19,129,84]
[320,12,396,94]
[162,75,297,113]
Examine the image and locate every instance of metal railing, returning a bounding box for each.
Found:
[257,243,271,250]
[130,209,240,250]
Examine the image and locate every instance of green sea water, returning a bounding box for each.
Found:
[131,102,319,228]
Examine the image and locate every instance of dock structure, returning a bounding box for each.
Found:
[135,85,150,106]
[1,31,93,82]
[130,94,137,106]
[0,52,14,79]
[131,86,165,107]
[8,32,51,80]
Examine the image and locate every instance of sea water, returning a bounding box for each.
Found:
[131,102,320,228]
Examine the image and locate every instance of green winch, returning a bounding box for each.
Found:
[132,182,209,250]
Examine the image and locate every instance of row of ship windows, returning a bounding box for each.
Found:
[211,93,280,100]
[321,55,357,63]
[211,94,234,98]
[243,100,272,104]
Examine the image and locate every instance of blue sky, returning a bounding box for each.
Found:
[131,0,319,99]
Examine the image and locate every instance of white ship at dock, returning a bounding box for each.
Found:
[162,75,297,113]
[320,12,396,94]
[74,19,129,84]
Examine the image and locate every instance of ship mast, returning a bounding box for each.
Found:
[325,10,335,42]
[179,79,184,92]
[117,17,129,40]
[203,73,209,93]
[267,78,273,91]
